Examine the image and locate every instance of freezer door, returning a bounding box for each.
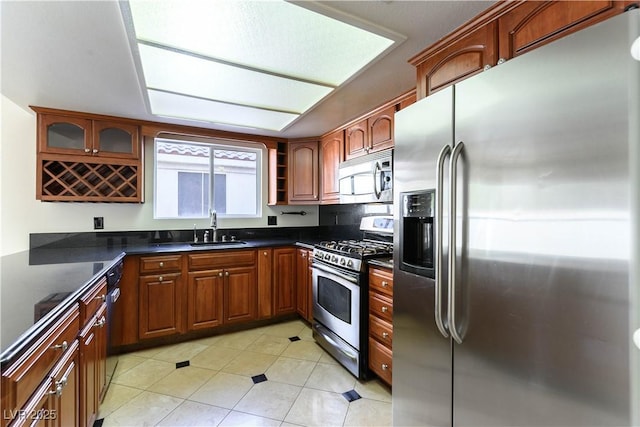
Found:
[393,87,454,426]
[452,11,634,427]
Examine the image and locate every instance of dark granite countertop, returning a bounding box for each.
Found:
[368,257,393,270]
[1,250,125,363]
[0,237,322,365]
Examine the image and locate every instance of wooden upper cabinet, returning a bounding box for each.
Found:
[368,105,395,153]
[410,1,632,99]
[498,1,629,60]
[398,90,417,111]
[37,112,140,160]
[413,21,497,98]
[319,130,344,204]
[38,114,92,156]
[92,120,140,159]
[345,119,368,160]
[288,139,319,204]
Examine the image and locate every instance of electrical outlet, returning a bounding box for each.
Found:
[268,215,277,226]
[93,217,104,230]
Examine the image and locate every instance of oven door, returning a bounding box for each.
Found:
[312,261,361,350]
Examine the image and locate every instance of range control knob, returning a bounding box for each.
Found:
[347,259,354,268]
[324,253,331,260]
[331,256,338,263]
[340,258,346,266]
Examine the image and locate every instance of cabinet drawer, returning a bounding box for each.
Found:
[1,304,79,418]
[369,337,392,385]
[188,250,256,270]
[369,314,393,348]
[369,292,393,323]
[79,277,107,326]
[369,267,393,298]
[139,255,182,274]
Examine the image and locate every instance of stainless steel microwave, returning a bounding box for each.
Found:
[338,149,392,203]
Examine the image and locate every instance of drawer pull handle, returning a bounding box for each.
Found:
[159,261,164,267]
[381,281,389,288]
[381,363,389,371]
[50,341,68,351]
[94,316,106,328]
[382,332,389,339]
[381,306,388,313]
[159,276,164,282]
[95,294,106,302]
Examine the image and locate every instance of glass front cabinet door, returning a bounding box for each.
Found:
[39,114,139,159]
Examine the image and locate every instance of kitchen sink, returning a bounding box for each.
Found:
[190,240,246,247]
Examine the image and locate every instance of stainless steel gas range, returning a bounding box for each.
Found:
[312,215,393,379]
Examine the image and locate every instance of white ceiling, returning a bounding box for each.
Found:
[0,0,493,139]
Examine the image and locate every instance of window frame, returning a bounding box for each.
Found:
[153,136,262,220]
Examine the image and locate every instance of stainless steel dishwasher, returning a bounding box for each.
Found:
[103,258,123,401]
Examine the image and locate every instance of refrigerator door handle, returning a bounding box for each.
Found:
[435,143,451,338]
[448,140,465,344]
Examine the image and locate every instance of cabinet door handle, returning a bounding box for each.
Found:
[95,294,106,302]
[50,340,68,351]
[92,148,99,154]
[49,383,63,397]
[381,306,388,313]
[263,251,268,256]
[382,332,389,339]
[159,261,164,267]
[84,148,91,153]
[225,271,229,277]
[218,272,223,277]
[381,281,388,288]
[381,363,389,371]
[159,276,164,282]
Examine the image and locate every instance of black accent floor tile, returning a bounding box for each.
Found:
[289,336,301,342]
[93,419,104,427]
[252,374,268,384]
[342,389,362,402]
[176,360,190,369]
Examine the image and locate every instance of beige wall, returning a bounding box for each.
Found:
[0,96,317,256]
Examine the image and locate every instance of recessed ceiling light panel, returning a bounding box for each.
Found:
[122,0,402,131]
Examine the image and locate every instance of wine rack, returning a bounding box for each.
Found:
[37,156,142,202]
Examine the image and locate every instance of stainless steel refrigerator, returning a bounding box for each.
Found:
[393,9,639,427]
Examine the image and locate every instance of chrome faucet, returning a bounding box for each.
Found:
[193,224,198,243]
[209,209,218,242]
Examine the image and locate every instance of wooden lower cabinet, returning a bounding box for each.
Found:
[224,266,257,324]
[257,249,274,319]
[138,272,184,339]
[1,305,80,427]
[273,247,296,316]
[295,248,313,322]
[187,270,224,330]
[368,266,393,385]
[79,302,106,427]
[8,341,80,427]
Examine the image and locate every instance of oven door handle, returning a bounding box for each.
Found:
[312,262,359,285]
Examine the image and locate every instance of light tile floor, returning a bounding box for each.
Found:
[99,319,392,426]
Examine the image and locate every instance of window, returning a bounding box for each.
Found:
[154,138,261,218]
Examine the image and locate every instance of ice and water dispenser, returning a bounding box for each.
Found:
[399,190,435,279]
